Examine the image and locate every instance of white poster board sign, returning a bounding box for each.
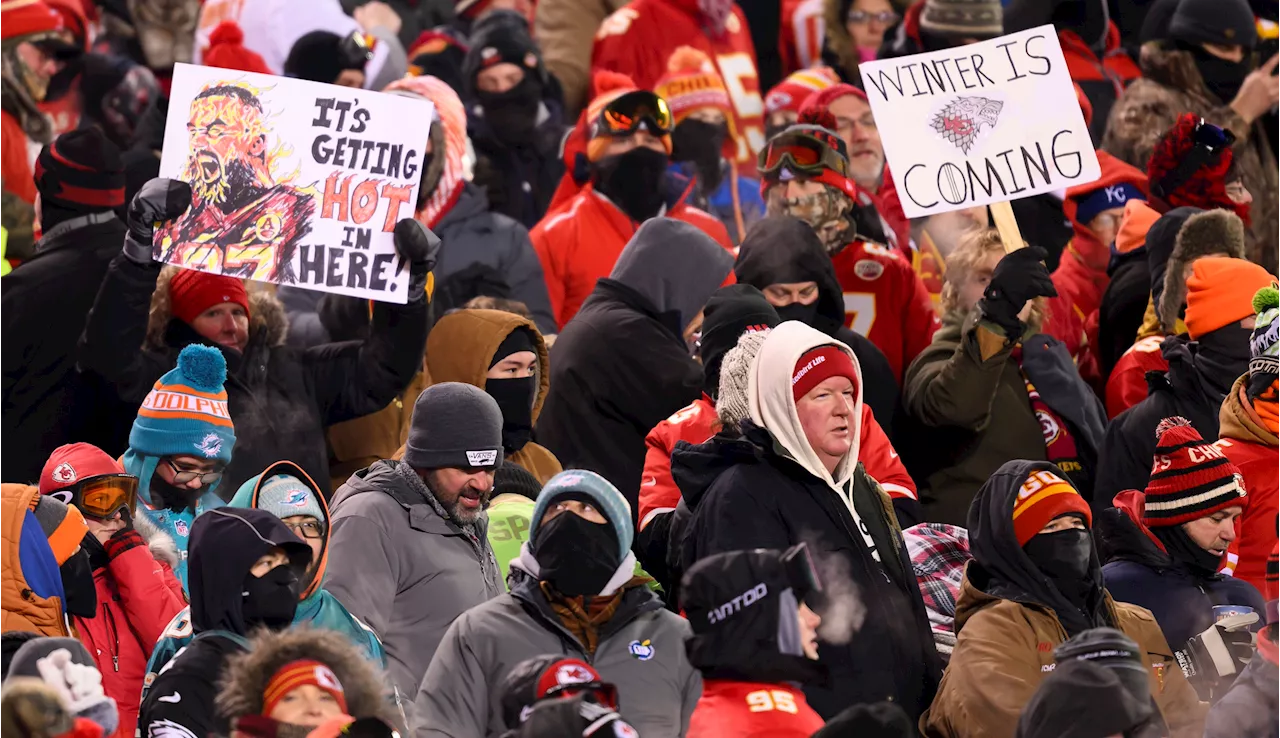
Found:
[157,62,433,304]
[858,26,1100,219]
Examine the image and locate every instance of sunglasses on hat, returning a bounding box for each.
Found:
[48,474,138,520]
[595,90,673,138]
[759,129,849,180]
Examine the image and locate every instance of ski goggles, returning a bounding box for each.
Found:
[594,90,673,138]
[49,474,138,520]
[782,542,823,601]
[758,128,849,180]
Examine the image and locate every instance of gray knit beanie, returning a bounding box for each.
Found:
[716,328,771,431]
[920,0,1002,40]
[404,382,505,470]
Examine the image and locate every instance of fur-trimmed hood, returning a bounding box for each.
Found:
[132,511,181,570]
[1158,209,1246,333]
[144,266,289,353]
[1138,42,1220,106]
[216,627,393,725]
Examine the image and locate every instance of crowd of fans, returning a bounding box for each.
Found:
[0,0,1277,736]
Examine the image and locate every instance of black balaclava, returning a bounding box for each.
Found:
[533,496,621,597]
[1022,524,1100,615]
[1178,41,1252,104]
[478,76,543,148]
[150,468,201,513]
[671,119,728,193]
[284,31,362,84]
[60,547,97,618]
[592,147,670,222]
[1153,524,1223,576]
[241,563,300,630]
[487,327,538,454]
[1196,323,1254,396]
[735,216,849,339]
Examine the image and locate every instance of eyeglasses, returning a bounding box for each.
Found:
[285,520,325,539]
[846,9,899,25]
[49,474,138,520]
[164,458,224,486]
[759,128,849,179]
[594,90,673,138]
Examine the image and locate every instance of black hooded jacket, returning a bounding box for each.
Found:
[733,217,900,434]
[138,508,311,738]
[675,423,941,720]
[968,460,1112,637]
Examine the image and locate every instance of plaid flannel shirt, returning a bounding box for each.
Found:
[903,523,972,635]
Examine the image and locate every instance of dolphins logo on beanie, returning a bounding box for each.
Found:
[130,344,235,465]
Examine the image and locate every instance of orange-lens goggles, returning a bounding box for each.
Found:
[73,475,138,519]
[759,132,846,177]
[598,91,673,137]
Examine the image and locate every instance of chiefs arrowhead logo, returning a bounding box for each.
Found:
[51,462,77,484]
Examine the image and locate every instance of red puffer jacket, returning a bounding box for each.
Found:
[1105,335,1169,419]
[74,522,186,738]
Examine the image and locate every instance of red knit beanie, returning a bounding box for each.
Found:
[1012,468,1092,546]
[1143,417,1246,527]
[798,83,867,120]
[1146,113,1248,223]
[168,269,251,325]
[203,21,272,75]
[791,345,857,401]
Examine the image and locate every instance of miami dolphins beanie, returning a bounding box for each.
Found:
[530,470,633,560]
[129,344,235,465]
[257,474,325,523]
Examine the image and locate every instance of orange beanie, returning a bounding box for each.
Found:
[1185,259,1276,339]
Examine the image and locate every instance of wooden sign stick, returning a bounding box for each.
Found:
[989,201,1025,254]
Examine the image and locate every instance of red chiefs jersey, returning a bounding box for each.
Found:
[638,394,916,529]
[591,0,765,171]
[1218,435,1278,593]
[688,680,825,737]
[832,239,939,382]
[779,0,824,74]
[1105,335,1168,419]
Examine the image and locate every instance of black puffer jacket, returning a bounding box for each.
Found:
[78,255,428,498]
[676,423,941,721]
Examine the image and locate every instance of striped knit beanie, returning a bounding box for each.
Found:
[1251,284,1279,380]
[1143,417,1246,528]
[765,67,838,116]
[128,344,235,465]
[1011,468,1092,546]
[31,494,87,565]
[653,47,733,126]
[263,660,347,716]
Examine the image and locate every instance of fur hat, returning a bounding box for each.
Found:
[716,328,772,430]
[1158,209,1246,333]
[217,627,393,726]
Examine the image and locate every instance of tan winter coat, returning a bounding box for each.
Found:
[1101,43,1278,266]
[534,0,630,115]
[920,572,1207,738]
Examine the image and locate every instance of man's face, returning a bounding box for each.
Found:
[796,375,855,472]
[15,41,60,101]
[190,301,250,353]
[1201,43,1246,63]
[477,62,525,94]
[924,206,986,259]
[539,498,607,526]
[280,514,324,569]
[1086,206,1127,247]
[335,69,366,88]
[1226,180,1252,206]
[249,547,289,577]
[954,249,1002,315]
[84,510,128,544]
[1183,506,1242,558]
[184,93,266,205]
[602,130,667,157]
[156,454,224,493]
[766,178,851,250]
[424,467,495,526]
[486,351,537,380]
[828,94,883,191]
[763,281,820,307]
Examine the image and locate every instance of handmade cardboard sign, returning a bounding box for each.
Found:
[157,62,432,303]
[858,26,1100,219]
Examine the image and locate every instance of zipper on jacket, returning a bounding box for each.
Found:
[102,603,120,672]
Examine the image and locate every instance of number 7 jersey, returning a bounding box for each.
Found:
[591,0,765,173]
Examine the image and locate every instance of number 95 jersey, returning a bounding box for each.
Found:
[591,0,765,173]
[688,680,825,737]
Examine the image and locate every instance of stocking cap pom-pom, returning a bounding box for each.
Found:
[208,20,245,48]
[590,70,637,99]
[667,46,714,73]
[1253,284,1279,314]
[1155,415,1193,439]
[176,345,228,393]
[798,107,838,132]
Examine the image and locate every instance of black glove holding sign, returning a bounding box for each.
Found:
[978,245,1058,339]
[1174,611,1258,701]
[122,178,193,265]
[392,217,441,303]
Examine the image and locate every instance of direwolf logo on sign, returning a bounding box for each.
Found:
[931,96,1004,154]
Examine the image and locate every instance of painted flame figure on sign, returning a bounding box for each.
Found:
[930,96,1004,154]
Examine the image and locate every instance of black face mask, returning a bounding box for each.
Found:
[592,147,670,222]
[150,471,200,513]
[1153,524,1223,577]
[1023,527,1097,609]
[478,76,542,148]
[671,119,728,192]
[1188,46,1251,104]
[487,376,536,453]
[60,547,97,618]
[1196,324,1254,394]
[775,301,819,326]
[533,511,621,597]
[241,563,300,630]
[82,531,110,572]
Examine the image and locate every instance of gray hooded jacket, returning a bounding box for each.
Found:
[415,544,701,737]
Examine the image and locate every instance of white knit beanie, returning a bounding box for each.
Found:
[716,329,771,431]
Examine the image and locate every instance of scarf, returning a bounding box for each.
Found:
[1012,347,1086,489]
[1252,380,1279,435]
[540,576,649,656]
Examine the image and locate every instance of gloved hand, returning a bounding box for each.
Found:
[122,178,192,264]
[1175,612,1259,700]
[502,695,637,738]
[393,217,441,301]
[33,648,119,736]
[977,246,1057,338]
[102,528,146,560]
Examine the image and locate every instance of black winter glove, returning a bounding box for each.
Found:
[501,695,637,738]
[122,178,192,263]
[977,245,1058,338]
[392,217,440,301]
